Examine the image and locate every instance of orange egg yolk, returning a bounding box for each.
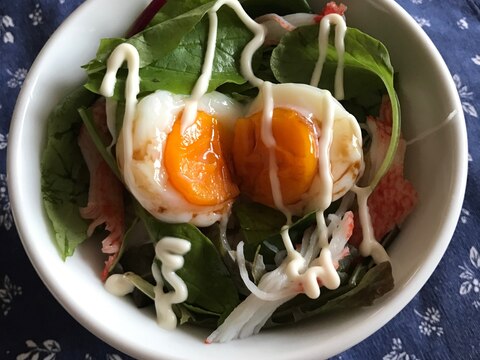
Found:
[233,108,319,207]
[164,111,239,206]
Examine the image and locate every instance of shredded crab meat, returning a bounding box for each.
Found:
[255,13,316,45]
[314,1,347,22]
[350,97,417,247]
[78,99,125,281]
[206,211,353,343]
[256,2,347,45]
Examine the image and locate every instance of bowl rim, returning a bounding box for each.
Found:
[7,0,468,359]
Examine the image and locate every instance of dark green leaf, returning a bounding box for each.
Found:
[41,87,96,259]
[271,26,386,100]
[119,242,156,307]
[84,3,253,100]
[317,261,394,312]
[233,201,286,248]
[135,204,240,318]
[120,243,156,279]
[173,303,219,328]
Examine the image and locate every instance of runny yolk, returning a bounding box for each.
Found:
[232,108,319,207]
[164,111,239,206]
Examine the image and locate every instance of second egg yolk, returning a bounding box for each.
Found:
[233,108,319,208]
[164,111,239,206]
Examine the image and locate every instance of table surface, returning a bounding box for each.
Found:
[1,1,479,359]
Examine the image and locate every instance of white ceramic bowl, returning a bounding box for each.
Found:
[8,0,467,359]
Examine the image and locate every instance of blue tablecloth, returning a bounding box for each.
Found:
[1,1,479,359]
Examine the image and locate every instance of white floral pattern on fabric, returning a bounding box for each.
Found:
[473,55,480,66]
[7,68,28,89]
[459,247,480,309]
[29,4,43,26]
[1,14,14,43]
[0,274,22,316]
[16,340,61,360]
[85,354,124,360]
[0,132,7,150]
[461,208,470,224]
[413,16,431,27]
[457,17,469,30]
[414,307,444,337]
[453,74,478,118]
[0,173,13,231]
[383,338,421,360]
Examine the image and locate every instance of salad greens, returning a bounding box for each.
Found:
[41,87,95,259]
[78,107,121,179]
[136,203,240,319]
[83,3,254,99]
[41,0,401,333]
[234,201,317,265]
[271,27,388,102]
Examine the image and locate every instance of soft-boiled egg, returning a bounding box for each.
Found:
[232,83,363,216]
[116,90,243,227]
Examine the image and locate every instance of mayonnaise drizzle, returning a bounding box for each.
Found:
[152,237,191,330]
[180,0,266,131]
[99,43,140,197]
[259,81,293,223]
[282,228,340,299]
[104,273,135,296]
[312,92,338,253]
[353,185,389,263]
[310,13,346,100]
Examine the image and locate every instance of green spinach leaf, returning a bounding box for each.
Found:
[135,204,240,319]
[41,87,96,259]
[84,3,253,100]
[271,26,386,101]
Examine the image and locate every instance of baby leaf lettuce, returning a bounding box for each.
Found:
[135,203,240,320]
[272,26,400,188]
[83,3,254,100]
[41,87,96,259]
[272,26,387,102]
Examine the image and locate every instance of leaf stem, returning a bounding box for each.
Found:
[369,89,401,190]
